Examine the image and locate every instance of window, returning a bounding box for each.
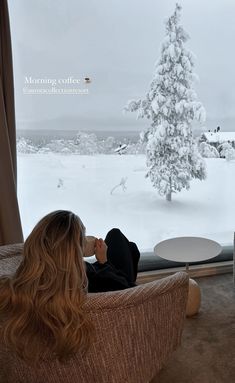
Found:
[9,0,235,253]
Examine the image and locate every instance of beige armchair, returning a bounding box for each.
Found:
[0,244,189,383]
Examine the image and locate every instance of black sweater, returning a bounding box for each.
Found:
[85,261,136,293]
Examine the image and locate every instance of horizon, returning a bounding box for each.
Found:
[16,115,235,133]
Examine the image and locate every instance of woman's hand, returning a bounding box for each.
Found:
[95,238,108,264]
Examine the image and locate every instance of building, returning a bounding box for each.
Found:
[200,131,235,148]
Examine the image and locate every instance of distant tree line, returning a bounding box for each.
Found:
[17,131,146,155]
[17,130,235,161]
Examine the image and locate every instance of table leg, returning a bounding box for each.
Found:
[184,263,201,316]
[186,278,201,317]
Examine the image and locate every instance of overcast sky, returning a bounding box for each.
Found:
[8,0,235,131]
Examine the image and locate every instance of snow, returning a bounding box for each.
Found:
[203,132,235,143]
[18,154,235,253]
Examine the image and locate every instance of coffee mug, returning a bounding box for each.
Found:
[84,235,96,257]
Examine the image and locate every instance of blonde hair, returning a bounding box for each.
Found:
[0,210,93,366]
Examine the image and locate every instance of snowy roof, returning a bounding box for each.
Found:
[203,132,235,143]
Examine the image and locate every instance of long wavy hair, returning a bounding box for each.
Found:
[0,210,93,366]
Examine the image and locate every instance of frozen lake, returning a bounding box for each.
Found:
[18,154,235,252]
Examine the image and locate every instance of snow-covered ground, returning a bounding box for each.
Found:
[18,154,235,252]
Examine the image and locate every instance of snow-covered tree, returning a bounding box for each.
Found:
[98,136,117,154]
[199,142,219,158]
[126,139,146,155]
[17,137,38,154]
[125,3,206,201]
[218,142,235,161]
[75,131,98,155]
[225,148,235,161]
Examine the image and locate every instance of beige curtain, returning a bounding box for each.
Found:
[0,0,23,244]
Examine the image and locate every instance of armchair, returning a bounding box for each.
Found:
[0,244,189,383]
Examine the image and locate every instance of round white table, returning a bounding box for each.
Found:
[154,237,222,271]
[154,237,222,316]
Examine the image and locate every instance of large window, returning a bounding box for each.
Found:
[9,0,235,253]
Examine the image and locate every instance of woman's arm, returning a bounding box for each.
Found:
[85,238,135,292]
[85,261,134,293]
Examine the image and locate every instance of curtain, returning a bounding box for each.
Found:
[0,0,23,244]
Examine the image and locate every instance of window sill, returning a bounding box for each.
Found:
[137,260,233,284]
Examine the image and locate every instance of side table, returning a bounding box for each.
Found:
[154,237,222,316]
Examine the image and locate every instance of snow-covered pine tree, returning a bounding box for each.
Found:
[125,3,206,201]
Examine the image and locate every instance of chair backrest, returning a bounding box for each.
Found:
[0,244,189,383]
[0,243,23,276]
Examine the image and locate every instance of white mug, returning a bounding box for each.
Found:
[84,235,96,257]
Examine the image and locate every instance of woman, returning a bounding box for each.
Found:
[0,210,140,366]
[85,228,140,293]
